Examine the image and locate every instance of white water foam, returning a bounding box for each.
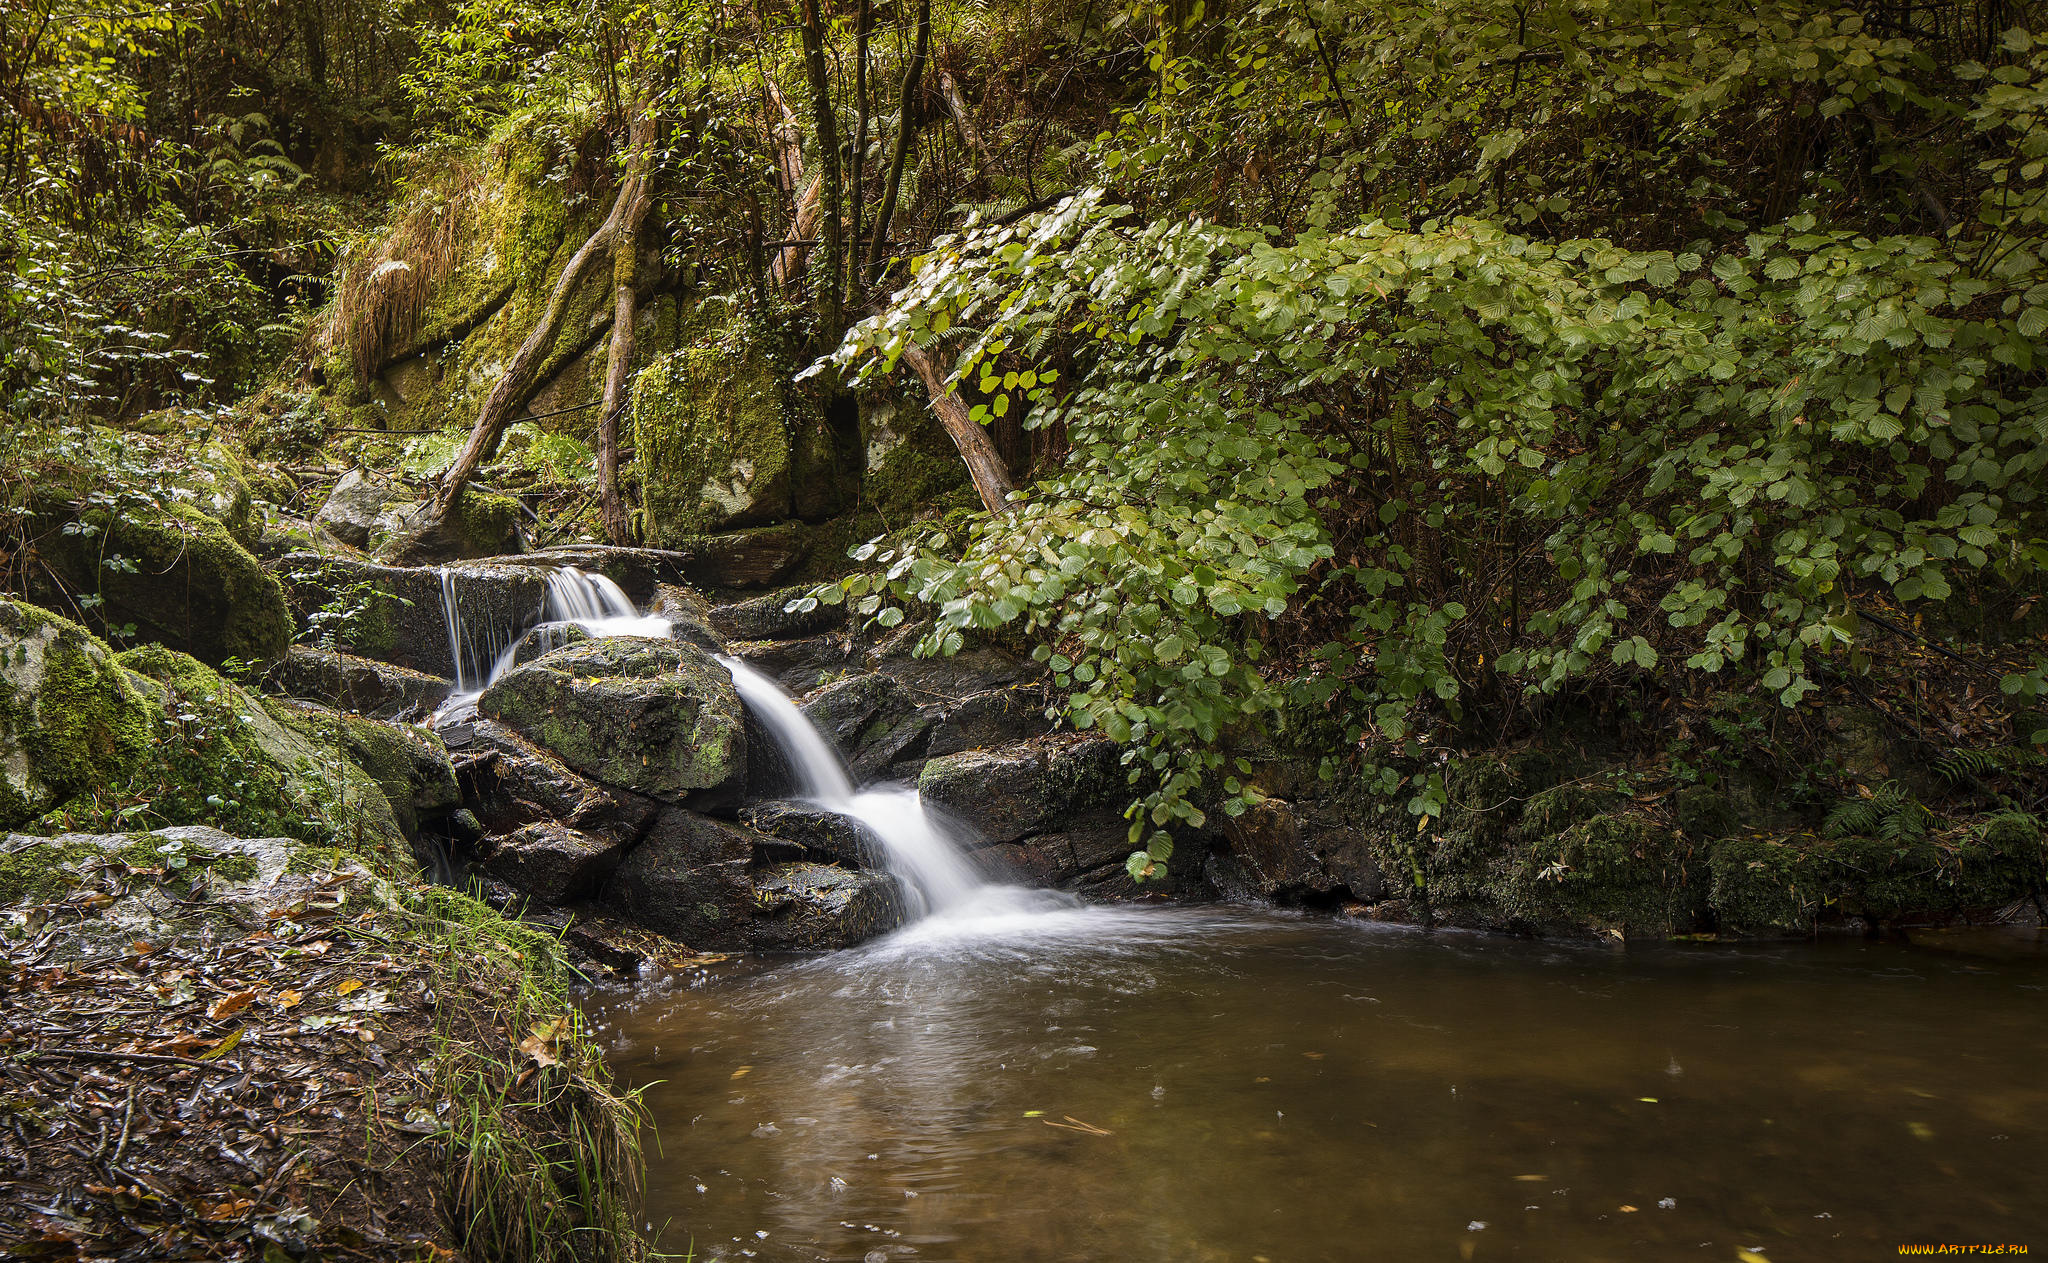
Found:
[717,655,1074,929]
[434,565,674,721]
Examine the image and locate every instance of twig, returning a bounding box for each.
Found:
[33,1047,243,1074]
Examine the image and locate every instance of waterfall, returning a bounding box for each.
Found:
[438,569,529,696]
[435,565,674,719]
[720,655,1064,924]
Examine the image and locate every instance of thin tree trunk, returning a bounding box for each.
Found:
[846,0,870,306]
[797,0,844,337]
[771,175,823,288]
[429,150,642,521]
[938,71,992,185]
[901,346,1013,514]
[867,0,930,286]
[598,110,661,545]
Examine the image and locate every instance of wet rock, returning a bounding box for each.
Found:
[278,553,550,679]
[479,638,746,801]
[727,634,856,693]
[976,841,1065,886]
[29,492,293,668]
[313,469,410,548]
[495,545,704,605]
[749,862,904,950]
[800,674,931,783]
[480,822,622,903]
[271,646,450,719]
[925,684,1049,759]
[1215,798,1328,898]
[506,621,589,669]
[739,800,880,868]
[603,809,761,948]
[916,737,1122,846]
[709,587,845,643]
[672,524,810,590]
[649,583,723,652]
[451,719,659,848]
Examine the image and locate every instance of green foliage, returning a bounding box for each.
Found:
[1822,780,1933,842]
[823,149,2048,872]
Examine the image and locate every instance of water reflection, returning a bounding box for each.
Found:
[582,912,2048,1263]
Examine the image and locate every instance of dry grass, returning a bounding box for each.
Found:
[319,157,486,387]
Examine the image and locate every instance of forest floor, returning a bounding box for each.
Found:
[0,845,597,1262]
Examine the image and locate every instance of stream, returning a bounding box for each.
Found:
[433,575,2048,1261]
[586,910,2048,1262]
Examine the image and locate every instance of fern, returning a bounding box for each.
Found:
[1936,745,2046,784]
[1824,780,1927,841]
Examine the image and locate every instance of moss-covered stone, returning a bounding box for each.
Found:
[94,644,406,857]
[30,493,292,667]
[1708,823,2048,935]
[478,637,746,800]
[267,700,459,840]
[378,486,526,565]
[859,396,974,522]
[633,341,793,542]
[0,599,156,828]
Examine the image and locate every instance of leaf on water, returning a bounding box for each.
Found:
[731,1065,753,1079]
[207,989,256,1020]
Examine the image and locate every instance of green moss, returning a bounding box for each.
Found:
[633,337,794,542]
[0,600,156,828]
[1708,823,2048,935]
[1521,781,1622,837]
[31,493,291,667]
[0,832,262,905]
[1506,814,1703,936]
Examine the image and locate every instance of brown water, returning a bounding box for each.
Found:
[582,907,2048,1263]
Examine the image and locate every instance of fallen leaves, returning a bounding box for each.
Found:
[208,989,257,1020]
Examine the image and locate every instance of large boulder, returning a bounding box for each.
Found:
[377,487,527,565]
[478,638,746,800]
[0,599,156,828]
[632,342,794,539]
[917,737,1123,846]
[267,700,460,841]
[313,469,410,548]
[669,524,811,590]
[272,646,451,719]
[29,493,292,667]
[278,553,550,680]
[602,809,762,948]
[749,862,905,950]
[114,645,407,857]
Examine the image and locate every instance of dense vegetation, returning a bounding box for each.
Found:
[7,0,2045,883]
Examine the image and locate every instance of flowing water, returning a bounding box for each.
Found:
[586,917,2048,1263]
[434,565,670,719]
[717,656,1071,924]
[423,576,2048,1260]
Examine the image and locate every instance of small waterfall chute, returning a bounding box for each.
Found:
[719,655,1070,926]
[434,564,675,720]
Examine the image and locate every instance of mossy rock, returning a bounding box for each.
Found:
[266,700,459,840]
[102,644,406,857]
[378,487,526,565]
[632,342,793,541]
[30,493,292,668]
[1503,813,1705,936]
[1708,823,2048,935]
[749,862,906,950]
[0,599,156,828]
[859,396,974,522]
[478,637,746,801]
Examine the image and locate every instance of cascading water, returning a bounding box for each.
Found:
[434,565,674,719]
[718,655,1073,927]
